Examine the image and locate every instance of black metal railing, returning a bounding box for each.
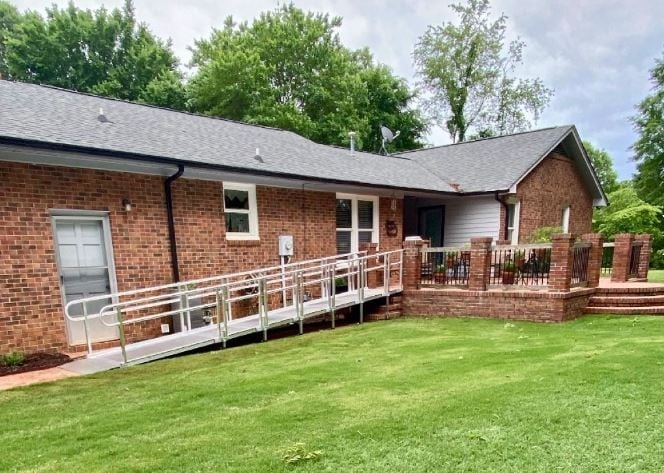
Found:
[629,242,642,278]
[490,245,551,286]
[571,243,591,286]
[420,248,470,286]
[601,243,614,276]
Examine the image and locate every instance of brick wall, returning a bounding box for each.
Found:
[402,288,595,323]
[0,161,404,353]
[501,152,594,242]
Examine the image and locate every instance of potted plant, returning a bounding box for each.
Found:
[514,250,526,271]
[502,261,517,285]
[434,264,447,284]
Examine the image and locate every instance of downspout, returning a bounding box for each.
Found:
[494,192,509,242]
[165,164,185,282]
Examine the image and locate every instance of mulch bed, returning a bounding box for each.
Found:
[0,352,72,377]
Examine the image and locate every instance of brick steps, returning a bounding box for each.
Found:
[584,306,664,315]
[365,295,402,321]
[589,295,664,307]
[594,287,664,296]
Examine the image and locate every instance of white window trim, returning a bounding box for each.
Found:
[562,205,571,233]
[506,199,520,245]
[223,182,259,240]
[336,193,380,253]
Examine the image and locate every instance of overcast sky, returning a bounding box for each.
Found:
[13,0,664,179]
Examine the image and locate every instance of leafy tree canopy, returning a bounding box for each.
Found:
[0,1,20,78]
[413,0,552,142]
[633,50,664,206]
[593,183,662,239]
[583,140,619,194]
[2,0,185,109]
[187,4,426,152]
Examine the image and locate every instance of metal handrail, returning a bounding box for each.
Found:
[68,249,404,359]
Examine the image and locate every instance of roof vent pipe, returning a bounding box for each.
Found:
[348,131,356,156]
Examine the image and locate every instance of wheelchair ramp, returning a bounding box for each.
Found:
[62,251,403,374]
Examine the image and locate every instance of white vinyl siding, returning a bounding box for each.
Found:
[442,197,501,247]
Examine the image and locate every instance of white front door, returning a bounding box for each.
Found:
[53,215,118,345]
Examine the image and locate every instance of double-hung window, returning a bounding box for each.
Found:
[506,201,520,245]
[336,194,379,254]
[223,182,259,240]
[561,205,570,233]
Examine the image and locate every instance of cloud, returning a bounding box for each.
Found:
[12,0,664,179]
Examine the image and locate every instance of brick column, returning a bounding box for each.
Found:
[550,234,574,292]
[359,242,379,288]
[468,237,492,291]
[611,233,634,282]
[582,233,604,288]
[402,238,424,290]
[635,234,652,280]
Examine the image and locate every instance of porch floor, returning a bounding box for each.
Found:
[598,277,664,289]
[62,286,400,375]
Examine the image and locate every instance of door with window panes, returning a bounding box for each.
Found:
[336,195,378,254]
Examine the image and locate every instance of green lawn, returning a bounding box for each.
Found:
[3,316,664,472]
[648,269,664,283]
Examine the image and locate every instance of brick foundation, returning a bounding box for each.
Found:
[403,288,595,322]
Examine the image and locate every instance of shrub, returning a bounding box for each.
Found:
[1,351,26,367]
[526,226,562,243]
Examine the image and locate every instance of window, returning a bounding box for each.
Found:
[561,205,570,233]
[506,201,520,245]
[336,194,379,254]
[223,182,258,240]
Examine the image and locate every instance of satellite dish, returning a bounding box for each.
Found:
[379,125,400,155]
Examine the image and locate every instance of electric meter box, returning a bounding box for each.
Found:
[278,235,294,256]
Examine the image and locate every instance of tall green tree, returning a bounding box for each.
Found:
[583,140,619,194]
[3,0,186,109]
[633,51,664,207]
[0,1,20,78]
[593,183,662,239]
[413,0,552,142]
[188,4,425,152]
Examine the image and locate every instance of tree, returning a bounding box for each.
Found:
[3,0,186,109]
[188,4,426,152]
[413,0,552,142]
[583,140,619,194]
[633,51,664,207]
[593,183,662,238]
[0,1,20,78]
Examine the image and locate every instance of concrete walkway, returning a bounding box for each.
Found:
[0,367,79,391]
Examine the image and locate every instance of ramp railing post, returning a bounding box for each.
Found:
[116,307,128,365]
[259,278,268,342]
[82,301,93,355]
[329,264,336,329]
[359,258,365,324]
[216,288,226,346]
[178,284,189,331]
[223,286,229,345]
[297,271,304,334]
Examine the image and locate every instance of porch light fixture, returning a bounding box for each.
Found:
[122,198,132,212]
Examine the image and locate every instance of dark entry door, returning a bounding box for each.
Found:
[419,206,445,247]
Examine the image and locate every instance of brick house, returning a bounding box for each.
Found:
[0,80,606,354]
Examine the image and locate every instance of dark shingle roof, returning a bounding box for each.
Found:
[398,126,574,193]
[0,80,595,198]
[0,80,455,193]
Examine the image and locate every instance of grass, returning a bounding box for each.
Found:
[648,269,664,283]
[2,316,664,472]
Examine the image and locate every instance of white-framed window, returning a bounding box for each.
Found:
[223,182,259,240]
[336,193,379,254]
[506,200,520,245]
[561,205,570,233]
